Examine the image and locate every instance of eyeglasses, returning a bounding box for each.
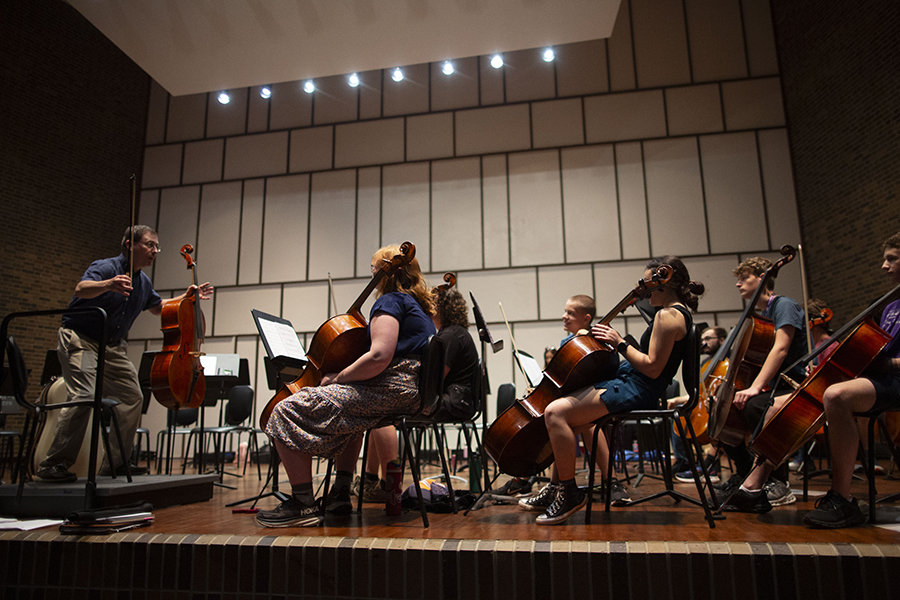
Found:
[142,241,161,251]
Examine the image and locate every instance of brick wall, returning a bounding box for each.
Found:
[0,0,150,427]
[772,1,900,323]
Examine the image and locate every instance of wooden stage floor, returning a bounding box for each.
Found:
[143,458,900,545]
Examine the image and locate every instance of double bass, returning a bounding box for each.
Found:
[708,245,796,446]
[259,242,416,429]
[151,245,206,410]
[484,264,673,477]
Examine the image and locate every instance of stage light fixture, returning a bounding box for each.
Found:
[442,61,454,75]
[391,67,404,82]
[348,73,360,87]
[260,86,272,99]
[217,92,230,104]
[490,55,504,69]
[303,80,315,93]
[542,48,555,62]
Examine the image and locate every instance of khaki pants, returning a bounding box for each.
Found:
[40,327,143,471]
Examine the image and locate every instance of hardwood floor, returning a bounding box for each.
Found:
[146,457,900,545]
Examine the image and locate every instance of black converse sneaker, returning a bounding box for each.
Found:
[518,483,560,511]
[256,496,322,527]
[535,485,587,525]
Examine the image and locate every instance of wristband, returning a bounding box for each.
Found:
[617,341,629,355]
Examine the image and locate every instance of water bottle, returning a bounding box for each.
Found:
[469,454,482,493]
[385,459,403,515]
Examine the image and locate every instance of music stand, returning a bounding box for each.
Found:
[468,291,503,495]
[194,354,247,488]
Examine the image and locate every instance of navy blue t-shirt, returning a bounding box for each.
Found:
[369,292,435,358]
[62,254,162,343]
[761,294,806,385]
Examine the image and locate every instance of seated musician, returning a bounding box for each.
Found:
[523,257,703,525]
[732,233,900,527]
[257,244,436,528]
[719,257,810,511]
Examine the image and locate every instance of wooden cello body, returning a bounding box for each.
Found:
[259,242,416,429]
[151,245,206,410]
[674,356,729,446]
[750,317,891,466]
[483,264,673,478]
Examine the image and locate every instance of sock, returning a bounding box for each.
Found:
[292,482,314,504]
[363,471,379,483]
[334,470,353,490]
[559,477,577,492]
[739,485,762,494]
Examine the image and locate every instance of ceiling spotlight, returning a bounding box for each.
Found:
[442,61,454,75]
[542,48,555,62]
[303,80,315,94]
[217,92,230,104]
[348,73,360,87]
[490,54,504,69]
[260,86,272,99]
[391,67,404,82]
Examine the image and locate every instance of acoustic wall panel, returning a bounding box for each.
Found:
[556,39,609,98]
[561,145,620,263]
[282,281,330,334]
[261,174,310,283]
[742,0,780,77]
[183,139,223,185]
[214,285,282,336]
[430,57,480,113]
[681,254,746,313]
[508,150,564,266]
[584,90,666,143]
[406,112,454,162]
[643,137,708,257]
[312,73,360,126]
[482,154,511,269]
[464,268,538,323]
[142,144,183,189]
[684,0,748,83]
[381,163,431,270]
[139,189,160,233]
[247,86,271,133]
[479,55,505,106]
[334,119,405,169]
[239,179,264,285]
[592,260,650,319]
[308,170,357,280]
[224,132,288,180]
[537,264,594,322]
[607,0,636,92]
[154,186,200,291]
[432,157,483,272]
[615,142,651,260]
[758,128,800,248]
[722,77,785,130]
[700,132,768,254]
[128,309,162,341]
[665,84,724,137]
[166,93,207,143]
[197,181,242,287]
[504,47,557,104]
[289,126,334,174]
[268,81,313,131]
[631,0,692,89]
[532,98,584,149]
[207,89,247,138]
[383,63,430,118]
[356,167,382,276]
[456,105,531,156]
[358,69,383,121]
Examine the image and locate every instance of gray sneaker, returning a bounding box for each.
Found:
[256,496,322,527]
[764,479,796,506]
[518,483,560,511]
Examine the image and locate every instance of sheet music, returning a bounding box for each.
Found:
[516,351,543,387]
[258,318,307,361]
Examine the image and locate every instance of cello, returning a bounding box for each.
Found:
[151,245,206,410]
[259,242,416,429]
[749,283,900,466]
[708,245,796,446]
[484,264,673,477]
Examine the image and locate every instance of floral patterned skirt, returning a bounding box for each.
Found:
[265,358,420,459]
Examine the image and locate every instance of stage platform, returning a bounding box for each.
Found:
[2,460,900,599]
